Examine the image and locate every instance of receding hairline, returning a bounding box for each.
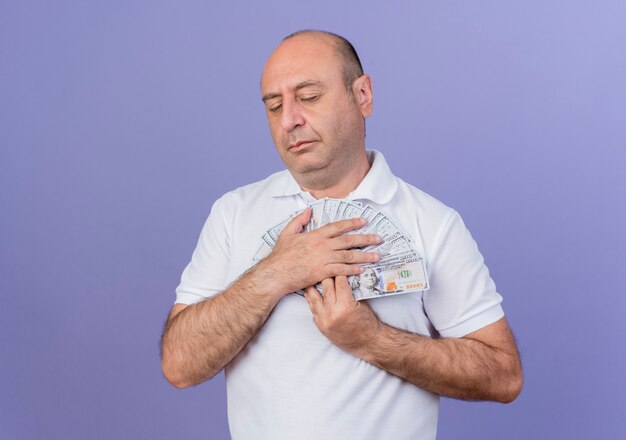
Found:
[281,30,364,89]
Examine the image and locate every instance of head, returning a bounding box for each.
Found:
[283,30,364,94]
[361,268,379,290]
[261,30,373,188]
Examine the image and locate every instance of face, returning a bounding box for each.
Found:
[361,268,377,289]
[261,34,372,180]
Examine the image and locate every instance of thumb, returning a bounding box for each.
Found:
[282,208,311,235]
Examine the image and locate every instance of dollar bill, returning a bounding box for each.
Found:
[322,198,342,223]
[352,259,428,300]
[255,198,429,298]
[307,200,327,231]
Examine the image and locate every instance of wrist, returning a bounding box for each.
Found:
[351,319,388,365]
[244,258,290,303]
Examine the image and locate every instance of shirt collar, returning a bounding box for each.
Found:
[269,149,398,204]
[347,149,398,204]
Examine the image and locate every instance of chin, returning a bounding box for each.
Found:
[284,152,330,175]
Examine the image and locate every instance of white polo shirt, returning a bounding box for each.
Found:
[175,150,504,440]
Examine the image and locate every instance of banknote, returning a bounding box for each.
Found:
[331,200,349,222]
[364,232,409,255]
[306,201,327,231]
[322,198,342,223]
[352,259,428,300]
[337,201,364,221]
[254,198,429,299]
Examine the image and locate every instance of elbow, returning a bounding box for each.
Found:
[161,355,205,389]
[165,376,194,390]
[161,357,219,389]
[162,361,194,389]
[495,368,524,404]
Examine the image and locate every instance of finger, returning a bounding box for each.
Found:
[332,233,382,251]
[334,276,355,303]
[282,208,312,235]
[321,278,336,305]
[304,285,322,314]
[334,250,380,265]
[319,217,367,238]
[324,263,364,278]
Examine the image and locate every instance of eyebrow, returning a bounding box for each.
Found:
[262,80,324,102]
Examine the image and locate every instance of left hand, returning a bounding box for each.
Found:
[304,276,382,354]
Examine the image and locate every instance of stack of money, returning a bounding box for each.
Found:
[254,199,429,300]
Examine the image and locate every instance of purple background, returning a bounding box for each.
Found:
[2,1,625,439]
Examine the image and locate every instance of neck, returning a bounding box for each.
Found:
[296,149,371,199]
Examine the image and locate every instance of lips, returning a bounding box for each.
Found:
[288,140,314,151]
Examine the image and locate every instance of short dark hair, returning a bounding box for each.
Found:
[282,30,364,92]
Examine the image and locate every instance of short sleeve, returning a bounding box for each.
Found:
[175,197,231,305]
[423,211,504,338]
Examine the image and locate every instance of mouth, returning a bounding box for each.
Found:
[288,140,314,152]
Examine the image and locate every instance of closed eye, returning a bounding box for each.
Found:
[268,103,282,113]
[299,94,320,103]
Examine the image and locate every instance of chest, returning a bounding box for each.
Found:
[225,196,434,336]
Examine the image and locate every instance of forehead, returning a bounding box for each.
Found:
[261,34,343,94]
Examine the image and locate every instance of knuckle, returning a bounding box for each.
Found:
[344,250,354,262]
[343,234,356,247]
[330,221,342,231]
[311,240,324,252]
[340,219,354,230]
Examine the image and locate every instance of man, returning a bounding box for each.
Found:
[161,30,523,439]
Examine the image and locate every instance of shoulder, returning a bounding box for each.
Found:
[211,169,290,213]
[394,177,458,224]
[382,176,462,256]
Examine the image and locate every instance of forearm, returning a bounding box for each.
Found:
[355,320,523,403]
[161,263,281,388]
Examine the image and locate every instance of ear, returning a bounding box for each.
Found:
[352,74,373,118]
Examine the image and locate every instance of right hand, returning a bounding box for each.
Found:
[258,208,382,297]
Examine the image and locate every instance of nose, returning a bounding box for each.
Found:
[280,98,305,132]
